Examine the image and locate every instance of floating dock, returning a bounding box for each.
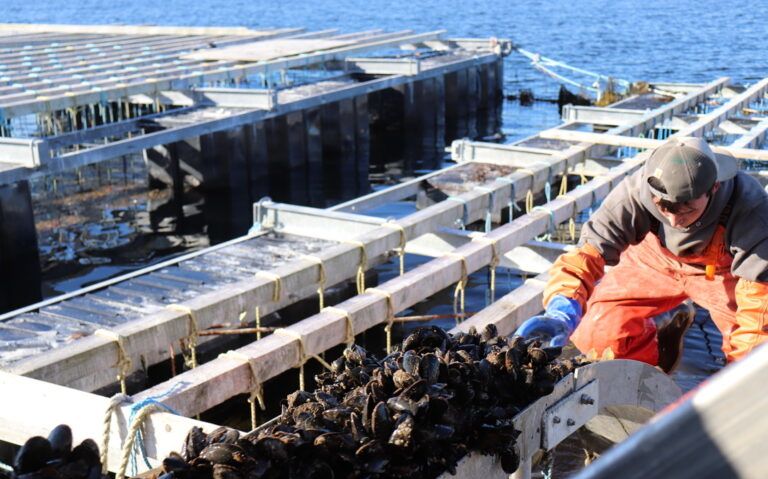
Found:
[0,23,506,311]
[1,23,768,479]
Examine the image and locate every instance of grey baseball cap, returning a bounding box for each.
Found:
[644,137,738,202]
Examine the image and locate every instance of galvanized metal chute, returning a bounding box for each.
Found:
[570,343,768,479]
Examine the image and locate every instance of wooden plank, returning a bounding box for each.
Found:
[539,129,768,161]
[0,371,221,474]
[183,39,353,61]
[0,23,283,37]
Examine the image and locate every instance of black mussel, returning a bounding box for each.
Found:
[322,407,353,427]
[255,437,289,462]
[400,378,427,401]
[456,349,474,364]
[400,350,420,375]
[388,413,415,448]
[183,426,208,461]
[392,370,417,390]
[500,445,521,473]
[370,402,392,439]
[14,436,52,475]
[343,345,367,365]
[313,432,355,452]
[163,452,189,473]
[199,443,248,467]
[386,396,418,416]
[286,390,313,409]
[207,426,240,445]
[314,391,339,409]
[212,463,242,479]
[330,356,346,375]
[418,353,440,385]
[47,424,72,460]
[349,412,367,442]
[481,324,498,341]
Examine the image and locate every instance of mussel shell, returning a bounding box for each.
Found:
[183,426,209,461]
[47,424,72,460]
[387,413,415,448]
[254,437,289,462]
[14,436,52,474]
[199,443,248,466]
[481,324,498,341]
[401,350,420,375]
[370,402,392,439]
[400,378,427,400]
[392,370,416,390]
[286,390,313,409]
[212,463,243,479]
[418,353,440,385]
[207,426,240,445]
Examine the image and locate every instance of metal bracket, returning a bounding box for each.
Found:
[541,379,599,450]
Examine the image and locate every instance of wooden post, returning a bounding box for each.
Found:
[400,82,421,175]
[354,95,371,197]
[338,98,358,200]
[244,121,270,205]
[0,180,41,313]
[285,111,309,205]
[466,66,479,139]
[304,108,325,207]
[420,78,441,170]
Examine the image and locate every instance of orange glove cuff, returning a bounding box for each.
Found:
[543,242,605,311]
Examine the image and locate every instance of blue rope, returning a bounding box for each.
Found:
[127,390,182,475]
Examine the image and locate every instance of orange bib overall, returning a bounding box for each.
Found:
[570,226,738,365]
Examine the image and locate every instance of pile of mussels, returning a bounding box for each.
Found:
[10,425,104,479]
[162,325,587,479]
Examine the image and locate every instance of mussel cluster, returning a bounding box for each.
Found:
[10,424,103,479]
[164,325,586,479]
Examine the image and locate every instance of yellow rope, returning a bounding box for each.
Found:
[303,255,327,311]
[255,271,283,302]
[558,173,568,197]
[219,351,265,431]
[446,253,469,324]
[166,304,199,369]
[100,393,130,475]
[525,189,534,213]
[580,171,589,185]
[381,221,407,276]
[366,287,396,354]
[323,306,356,347]
[94,329,132,395]
[255,306,263,340]
[472,237,500,303]
[273,328,332,391]
[343,240,368,294]
[569,217,577,243]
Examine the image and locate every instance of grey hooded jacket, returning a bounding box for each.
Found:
[580,169,768,282]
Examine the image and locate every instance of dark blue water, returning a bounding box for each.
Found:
[7,0,762,390]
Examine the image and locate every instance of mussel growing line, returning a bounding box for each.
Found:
[163,325,588,479]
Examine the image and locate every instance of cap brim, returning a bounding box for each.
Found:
[715,152,738,182]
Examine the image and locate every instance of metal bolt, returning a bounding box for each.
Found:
[552,416,561,424]
[567,419,576,426]
[580,394,595,405]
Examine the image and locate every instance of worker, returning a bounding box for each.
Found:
[516,136,768,371]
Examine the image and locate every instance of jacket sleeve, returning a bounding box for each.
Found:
[543,243,605,311]
[543,170,653,310]
[728,278,768,362]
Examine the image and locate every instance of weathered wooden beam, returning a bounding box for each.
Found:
[0,371,220,474]
[0,23,283,37]
[538,129,768,161]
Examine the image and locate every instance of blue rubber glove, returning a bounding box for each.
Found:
[515,295,582,347]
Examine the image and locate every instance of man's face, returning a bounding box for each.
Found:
[651,182,719,229]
